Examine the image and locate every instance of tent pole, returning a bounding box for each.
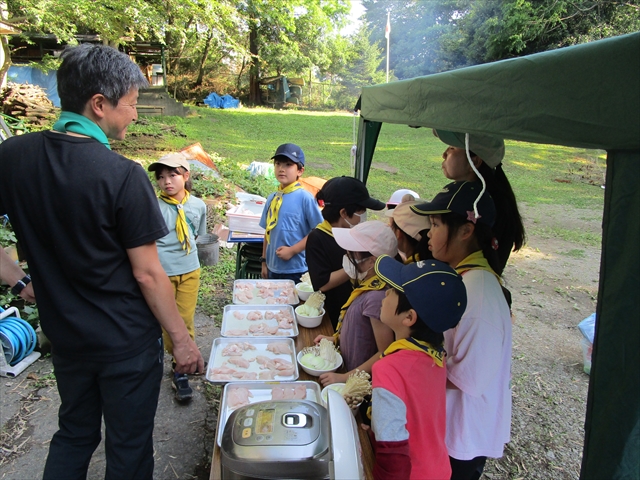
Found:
[580,150,640,479]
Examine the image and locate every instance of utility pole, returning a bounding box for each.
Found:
[385,11,390,83]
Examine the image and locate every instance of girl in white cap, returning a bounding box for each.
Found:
[313,220,398,387]
[434,129,525,275]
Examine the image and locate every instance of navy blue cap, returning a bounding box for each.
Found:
[375,255,467,333]
[411,181,496,227]
[272,143,305,166]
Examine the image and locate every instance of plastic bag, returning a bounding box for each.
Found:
[578,313,596,343]
[578,313,596,374]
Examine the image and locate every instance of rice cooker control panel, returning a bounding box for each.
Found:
[232,401,322,447]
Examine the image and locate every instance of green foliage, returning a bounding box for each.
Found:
[440,0,640,65]
[0,224,17,245]
[197,248,236,323]
[7,0,165,45]
[362,0,459,78]
[189,170,227,200]
[323,26,387,109]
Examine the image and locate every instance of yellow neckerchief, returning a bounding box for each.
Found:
[315,219,333,237]
[403,252,420,264]
[264,182,303,244]
[160,191,192,254]
[455,250,502,283]
[381,337,445,367]
[334,274,386,338]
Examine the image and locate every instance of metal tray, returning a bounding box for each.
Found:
[206,337,298,384]
[221,305,298,338]
[232,279,299,305]
[216,381,322,446]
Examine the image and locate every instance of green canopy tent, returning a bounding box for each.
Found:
[355,32,639,479]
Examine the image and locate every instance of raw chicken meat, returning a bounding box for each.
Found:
[227,387,253,408]
[265,311,276,320]
[272,358,293,370]
[210,366,238,375]
[225,329,249,336]
[222,342,257,356]
[233,310,246,320]
[234,292,250,304]
[248,323,280,336]
[222,344,244,356]
[266,342,293,355]
[228,357,251,369]
[210,373,234,380]
[258,371,276,380]
[274,367,295,377]
[278,318,293,329]
[232,371,258,380]
[247,311,263,321]
[293,384,307,399]
[271,385,307,400]
[256,355,275,368]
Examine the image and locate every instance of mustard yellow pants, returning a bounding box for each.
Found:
[163,268,200,356]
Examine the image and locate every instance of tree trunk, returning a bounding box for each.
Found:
[236,56,247,93]
[194,30,214,87]
[248,25,262,105]
[0,2,10,89]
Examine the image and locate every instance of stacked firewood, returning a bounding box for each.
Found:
[0,82,58,127]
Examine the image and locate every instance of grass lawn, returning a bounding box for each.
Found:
[128,106,606,211]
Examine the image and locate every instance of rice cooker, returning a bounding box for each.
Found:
[220,389,363,479]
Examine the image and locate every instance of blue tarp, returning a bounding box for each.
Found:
[203,92,240,109]
[8,66,60,107]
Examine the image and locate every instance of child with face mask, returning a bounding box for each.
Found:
[306,177,386,329]
[313,220,398,387]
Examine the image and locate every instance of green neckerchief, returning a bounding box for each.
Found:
[381,337,445,367]
[52,111,111,150]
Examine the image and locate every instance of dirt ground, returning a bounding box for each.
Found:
[0,202,600,479]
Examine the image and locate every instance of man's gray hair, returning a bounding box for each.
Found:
[57,43,148,114]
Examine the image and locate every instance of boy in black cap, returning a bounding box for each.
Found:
[259,144,322,282]
[369,256,467,480]
[306,176,386,328]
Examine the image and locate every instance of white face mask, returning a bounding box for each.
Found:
[342,255,370,281]
[344,210,367,228]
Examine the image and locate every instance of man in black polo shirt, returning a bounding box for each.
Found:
[0,44,204,479]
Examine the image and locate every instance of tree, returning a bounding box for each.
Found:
[440,0,640,65]
[361,0,461,79]
[320,25,387,109]
[238,0,349,105]
[7,0,165,45]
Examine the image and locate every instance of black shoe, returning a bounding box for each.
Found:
[172,373,193,403]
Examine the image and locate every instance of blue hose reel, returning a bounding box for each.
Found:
[0,306,37,366]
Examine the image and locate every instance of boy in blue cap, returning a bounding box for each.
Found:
[369,256,467,480]
[259,144,323,282]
